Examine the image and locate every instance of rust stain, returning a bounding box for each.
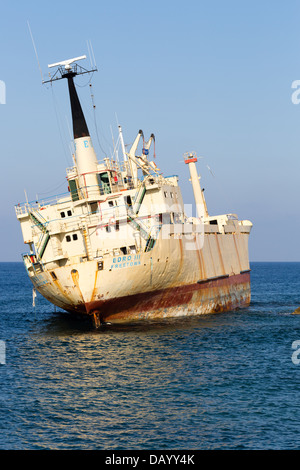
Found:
[173,238,184,282]
[233,234,242,271]
[92,311,102,328]
[85,271,251,324]
[206,236,216,277]
[198,243,206,280]
[215,234,226,275]
[37,282,72,312]
[193,233,202,276]
[90,269,99,302]
[36,273,79,312]
[71,269,85,303]
[51,278,73,303]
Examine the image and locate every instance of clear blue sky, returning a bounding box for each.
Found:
[1,0,300,261]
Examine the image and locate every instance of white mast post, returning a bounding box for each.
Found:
[118,125,127,161]
[184,152,208,219]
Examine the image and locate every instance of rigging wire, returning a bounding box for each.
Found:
[74,72,95,88]
[51,85,73,167]
[37,178,68,196]
[73,73,110,158]
[89,82,109,157]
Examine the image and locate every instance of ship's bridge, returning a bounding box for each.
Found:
[66,158,135,203]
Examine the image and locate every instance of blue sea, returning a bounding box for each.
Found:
[1,261,300,450]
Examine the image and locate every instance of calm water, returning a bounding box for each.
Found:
[1,261,300,450]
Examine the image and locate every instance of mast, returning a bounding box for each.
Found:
[45,56,100,199]
[184,152,208,219]
[118,125,127,161]
[64,72,89,139]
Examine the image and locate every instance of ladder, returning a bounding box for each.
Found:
[127,212,149,241]
[132,182,146,215]
[127,210,161,253]
[29,210,50,259]
[82,224,93,260]
[127,181,161,253]
[145,225,161,252]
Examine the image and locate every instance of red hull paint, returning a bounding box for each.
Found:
[84,271,251,324]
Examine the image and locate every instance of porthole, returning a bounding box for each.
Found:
[98,261,104,271]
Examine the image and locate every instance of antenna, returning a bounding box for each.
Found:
[43,55,97,84]
[89,40,97,69]
[110,125,119,162]
[87,40,97,69]
[118,124,127,161]
[27,21,43,83]
[48,55,87,69]
[87,40,93,68]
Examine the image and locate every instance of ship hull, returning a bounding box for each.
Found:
[85,271,250,325]
[28,232,252,326]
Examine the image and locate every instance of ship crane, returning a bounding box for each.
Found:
[127,130,144,184]
[184,152,209,219]
[127,131,158,181]
[143,133,155,157]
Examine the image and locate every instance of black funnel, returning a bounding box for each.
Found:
[65,72,89,139]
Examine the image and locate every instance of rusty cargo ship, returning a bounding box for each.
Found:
[15,56,252,327]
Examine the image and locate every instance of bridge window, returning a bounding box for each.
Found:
[69,179,79,201]
[97,172,111,194]
[61,210,73,218]
[125,195,132,206]
[162,213,171,224]
[90,202,98,214]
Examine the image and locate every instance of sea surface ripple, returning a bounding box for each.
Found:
[1,262,300,449]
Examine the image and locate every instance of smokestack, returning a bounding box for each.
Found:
[66,74,89,138]
[64,72,100,198]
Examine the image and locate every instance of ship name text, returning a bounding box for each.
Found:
[111,254,141,270]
